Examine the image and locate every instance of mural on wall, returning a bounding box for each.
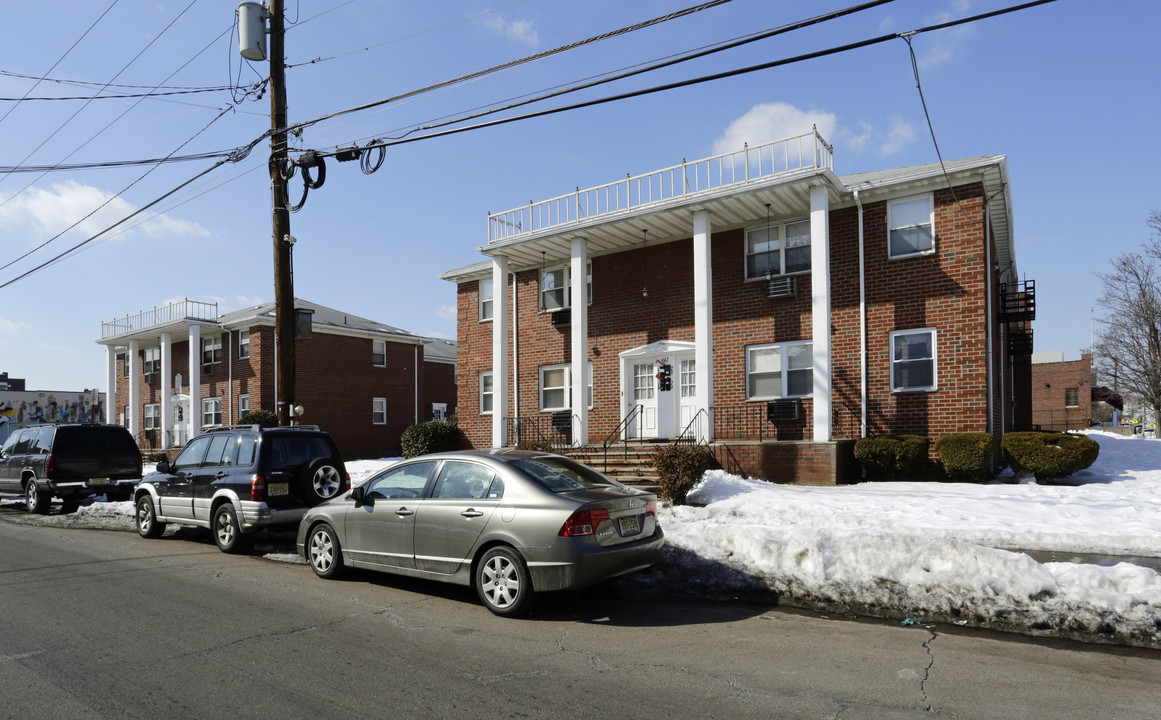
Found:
[0,391,105,425]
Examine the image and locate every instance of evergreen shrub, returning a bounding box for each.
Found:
[853,434,929,479]
[401,420,462,458]
[935,432,994,481]
[1001,431,1100,482]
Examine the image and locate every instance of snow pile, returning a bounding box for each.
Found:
[657,431,1161,647]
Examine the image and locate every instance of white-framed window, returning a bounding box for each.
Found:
[536,363,593,411]
[238,330,250,359]
[202,336,222,365]
[143,403,160,431]
[372,340,386,367]
[540,364,569,411]
[480,371,494,415]
[479,279,494,321]
[746,341,813,400]
[238,394,250,418]
[888,194,935,258]
[202,397,223,427]
[143,347,160,376]
[632,363,655,402]
[745,219,811,279]
[121,354,128,378]
[432,403,447,421]
[539,262,592,311]
[679,359,696,399]
[890,328,937,391]
[372,397,387,425]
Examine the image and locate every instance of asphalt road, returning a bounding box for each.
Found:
[1,512,1158,719]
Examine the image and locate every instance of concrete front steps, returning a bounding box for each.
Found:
[564,439,670,493]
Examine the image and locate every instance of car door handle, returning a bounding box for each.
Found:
[460,509,484,518]
[395,507,414,516]
[215,471,229,479]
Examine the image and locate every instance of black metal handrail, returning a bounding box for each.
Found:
[505,414,576,454]
[602,404,643,472]
[673,408,709,446]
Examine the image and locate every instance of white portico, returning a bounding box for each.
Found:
[479,130,841,448]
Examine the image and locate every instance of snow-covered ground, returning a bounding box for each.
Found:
[5,430,1158,647]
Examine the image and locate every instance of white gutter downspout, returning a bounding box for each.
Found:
[414,345,419,425]
[986,203,999,439]
[854,189,868,437]
[512,272,519,417]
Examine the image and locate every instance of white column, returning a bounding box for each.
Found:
[160,332,172,449]
[127,340,139,438]
[188,325,201,437]
[491,256,510,448]
[810,184,832,442]
[105,345,117,426]
[570,237,589,446]
[693,210,714,442]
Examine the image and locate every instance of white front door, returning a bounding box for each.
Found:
[622,347,696,440]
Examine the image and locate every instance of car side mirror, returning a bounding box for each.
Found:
[350,485,366,507]
[156,459,171,474]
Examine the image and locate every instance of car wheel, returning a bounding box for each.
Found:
[25,478,50,515]
[475,546,535,617]
[212,504,250,554]
[300,457,343,506]
[60,497,80,514]
[306,523,346,579]
[135,495,166,538]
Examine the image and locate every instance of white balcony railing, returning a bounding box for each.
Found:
[101,299,218,339]
[488,130,833,244]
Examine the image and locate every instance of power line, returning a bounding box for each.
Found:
[0,0,120,132]
[331,0,1059,155]
[283,0,737,136]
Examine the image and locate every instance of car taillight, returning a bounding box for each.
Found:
[45,453,55,473]
[646,500,657,516]
[558,508,610,537]
[250,475,266,501]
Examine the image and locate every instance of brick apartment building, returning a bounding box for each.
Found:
[97,298,456,460]
[440,131,1034,484]
[1030,351,1093,431]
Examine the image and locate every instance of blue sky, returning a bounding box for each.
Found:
[0,0,1156,392]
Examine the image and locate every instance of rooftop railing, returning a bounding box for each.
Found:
[101,299,218,339]
[488,130,833,243]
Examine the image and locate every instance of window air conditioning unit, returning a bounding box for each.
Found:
[551,308,571,327]
[767,398,800,421]
[203,364,212,375]
[767,276,796,299]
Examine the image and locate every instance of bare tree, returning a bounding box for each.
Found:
[1094,211,1161,422]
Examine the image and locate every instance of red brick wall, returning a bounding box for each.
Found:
[1030,354,1092,431]
[115,326,429,460]
[454,181,1005,477]
[422,360,457,420]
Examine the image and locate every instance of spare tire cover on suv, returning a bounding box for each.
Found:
[264,433,346,507]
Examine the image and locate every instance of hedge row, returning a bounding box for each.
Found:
[853,430,1100,482]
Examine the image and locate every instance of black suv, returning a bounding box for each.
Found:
[134,425,348,553]
[0,423,142,513]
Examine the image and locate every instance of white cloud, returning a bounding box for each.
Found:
[0,316,31,336]
[917,0,975,68]
[0,180,208,244]
[436,304,457,320]
[481,15,539,45]
[712,103,837,156]
[880,116,918,156]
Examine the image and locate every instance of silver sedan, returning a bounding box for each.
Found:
[296,449,663,616]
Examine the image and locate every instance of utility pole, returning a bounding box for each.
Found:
[267,0,295,427]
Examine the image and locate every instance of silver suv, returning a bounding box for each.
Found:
[133,425,348,553]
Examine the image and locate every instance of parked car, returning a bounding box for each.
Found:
[134,424,348,553]
[297,449,663,616]
[0,423,142,513]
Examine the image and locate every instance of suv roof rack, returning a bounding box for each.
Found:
[202,424,324,433]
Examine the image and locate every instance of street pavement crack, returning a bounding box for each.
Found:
[920,628,936,713]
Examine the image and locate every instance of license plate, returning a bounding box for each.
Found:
[268,483,289,496]
[91,477,108,486]
[618,514,640,536]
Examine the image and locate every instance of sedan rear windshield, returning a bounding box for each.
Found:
[509,456,617,493]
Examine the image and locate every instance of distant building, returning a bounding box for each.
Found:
[0,374,106,444]
[1030,351,1092,430]
[96,298,457,460]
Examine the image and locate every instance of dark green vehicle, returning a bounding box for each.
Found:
[0,423,142,513]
